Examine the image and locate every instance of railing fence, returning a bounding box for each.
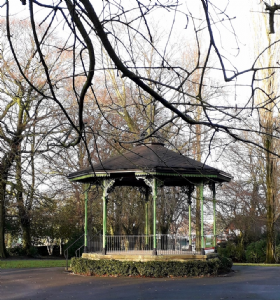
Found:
[87,234,211,255]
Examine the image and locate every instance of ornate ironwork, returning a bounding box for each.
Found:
[181,184,195,205]
[103,179,115,198]
[208,182,216,193]
[143,177,154,191]
[137,177,164,195]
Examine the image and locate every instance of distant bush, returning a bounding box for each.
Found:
[275,244,280,263]
[8,244,38,257]
[218,238,280,263]
[245,240,266,263]
[217,241,245,262]
[71,257,232,277]
[7,244,26,256]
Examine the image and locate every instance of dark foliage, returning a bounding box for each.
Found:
[71,257,232,277]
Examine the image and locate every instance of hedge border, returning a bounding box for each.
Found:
[71,256,232,278]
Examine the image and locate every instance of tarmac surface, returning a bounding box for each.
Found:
[1,265,280,300]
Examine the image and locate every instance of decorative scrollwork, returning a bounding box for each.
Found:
[137,177,163,197]
[181,184,194,205]
[208,182,216,194]
[137,177,156,195]
[103,179,115,198]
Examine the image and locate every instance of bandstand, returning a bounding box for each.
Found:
[67,142,231,261]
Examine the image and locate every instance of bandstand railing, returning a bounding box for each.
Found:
[87,234,213,255]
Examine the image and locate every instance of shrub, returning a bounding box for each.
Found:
[8,244,26,256]
[217,241,245,262]
[8,244,38,257]
[71,257,232,278]
[245,240,266,263]
[274,244,280,263]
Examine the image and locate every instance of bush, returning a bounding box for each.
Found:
[217,241,245,262]
[8,244,38,257]
[275,245,280,263]
[7,244,26,256]
[245,240,266,263]
[71,257,232,278]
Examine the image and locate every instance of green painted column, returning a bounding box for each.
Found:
[200,182,205,254]
[152,178,157,255]
[145,188,149,248]
[213,183,216,247]
[84,184,89,253]
[102,186,107,255]
[189,204,191,237]
[189,203,192,250]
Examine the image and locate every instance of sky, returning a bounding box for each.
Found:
[1,0,277,228]
[1,1,279,159]
[0,1,271,71]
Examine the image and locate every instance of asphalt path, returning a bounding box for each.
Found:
[1,266,280,300]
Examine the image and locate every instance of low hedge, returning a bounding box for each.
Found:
[71,256,232,277]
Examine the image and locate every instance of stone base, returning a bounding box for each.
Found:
[82,252,210,262]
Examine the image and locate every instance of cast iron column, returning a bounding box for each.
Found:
[102,179,115,255]
[200,182,205,255]
[189,203,192,251]
[139,177,158,255]
[152,178,157,255]
[213,183,217,250]
[145,187,149,249]
[102,187,107,255]
[84,184,89,253]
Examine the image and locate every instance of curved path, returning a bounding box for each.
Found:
[1,266,280,300]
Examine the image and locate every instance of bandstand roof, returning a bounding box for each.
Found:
[68,143,232,187]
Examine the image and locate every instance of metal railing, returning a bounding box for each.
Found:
[64,234,84,271]
[87,234,204,255]
[75,244,84,258]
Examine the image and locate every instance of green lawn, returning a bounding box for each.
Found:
[0,259,66,269]
[233,263,280,267]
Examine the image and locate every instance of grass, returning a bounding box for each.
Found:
[233,263,280,267]
[0,259,66,269]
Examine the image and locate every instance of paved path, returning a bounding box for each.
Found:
[1,266,280,300]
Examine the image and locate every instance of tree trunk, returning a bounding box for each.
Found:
[195,123,202,250]
[0,150,20,258]
[195,186,201,250]
[266,153,275,263]
[0,178,7,258]
[16,146,32,255]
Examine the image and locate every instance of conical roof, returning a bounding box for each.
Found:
[68,143,231,186]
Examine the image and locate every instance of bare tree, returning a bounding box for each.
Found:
[3,0,280,257]
[0,18,74,257]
